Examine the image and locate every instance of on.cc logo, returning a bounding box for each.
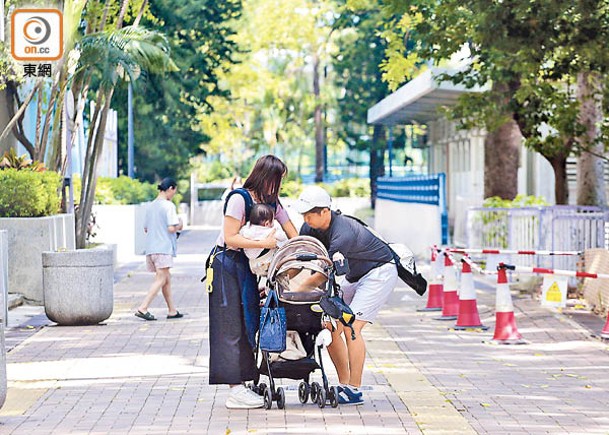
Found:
[11,9,63,61]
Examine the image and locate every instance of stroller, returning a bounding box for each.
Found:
[254,235,340,410]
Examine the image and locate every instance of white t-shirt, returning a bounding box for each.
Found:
[240,220,288,259]
[144,198,180,256]
[215,192,290,247]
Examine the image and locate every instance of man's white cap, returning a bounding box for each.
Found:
[294,185,332,214]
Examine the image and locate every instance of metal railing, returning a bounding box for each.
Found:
[466,206,609,270]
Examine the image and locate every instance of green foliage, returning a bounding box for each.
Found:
[0,44,22,92]
[76,26,178,92]
[0,149,46,171]
[280,178,371,199]
[0,169,61,217]
[194,160,235,184]
[483,194,549,208]
[113,0,243,182]
[376,0,609,204]
[280,180,304,199]
[97,176,158,205]
[73,176,158,205]
[327,178,371,198]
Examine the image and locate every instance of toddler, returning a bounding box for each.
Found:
[240,203,288,276]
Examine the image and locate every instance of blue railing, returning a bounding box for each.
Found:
[377,174,448,244]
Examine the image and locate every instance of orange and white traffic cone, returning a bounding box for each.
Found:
[418,247,443,312]
[454,259,488,330]
[601,310,609,339]
[492,264,526,344]
[435,253,458,321]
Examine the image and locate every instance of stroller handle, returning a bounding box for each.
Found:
[296,254,319,261]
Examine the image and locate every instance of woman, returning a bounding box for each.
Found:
[208,155,298,409]
[135,177,184,321]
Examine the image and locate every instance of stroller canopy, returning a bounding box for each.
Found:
[268,236,332,303]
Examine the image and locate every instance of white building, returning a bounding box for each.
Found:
[367,67,558,245]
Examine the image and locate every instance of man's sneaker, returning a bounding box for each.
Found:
[337,386,364,406]
[225,385,264,409]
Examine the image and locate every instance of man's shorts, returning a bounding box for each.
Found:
[146,254,173,272]
[339,263,398,323]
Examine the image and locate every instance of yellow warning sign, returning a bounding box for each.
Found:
[546,282,562,302]
[541,275,567,308]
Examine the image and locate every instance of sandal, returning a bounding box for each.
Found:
[167,311,184,319]
[135,310,156,321]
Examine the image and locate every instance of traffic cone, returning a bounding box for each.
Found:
[417,247,443,312]
[435,253,458,320]
[454,259,488,330]
[492,265,526,344]
[601,310,609,339]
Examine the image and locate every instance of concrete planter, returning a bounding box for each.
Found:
[0,321,5,410]
[0,214,75,304]
[0,230,7,326]
[42,249,114,326]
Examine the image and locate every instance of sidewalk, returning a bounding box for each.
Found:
[0,228,608,434]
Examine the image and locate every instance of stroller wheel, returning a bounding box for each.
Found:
[317,387,327,409]
[298,382,310,404]
[329,386,339,408]
[310,382,320,404]
[277,387,286,409]
[258,383,268,397]
[263,387,273,410]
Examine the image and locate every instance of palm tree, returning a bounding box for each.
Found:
[72,26,177,248]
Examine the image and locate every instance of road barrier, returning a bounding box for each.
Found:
[421,246,609,342]
[500,263,609,340]
[446,248,583,256]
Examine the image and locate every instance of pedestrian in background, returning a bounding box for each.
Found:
[208,155,298,409]
[295,185,398,406]
[135,177,184,321]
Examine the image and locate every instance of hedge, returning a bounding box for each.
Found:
[0,169,62,217]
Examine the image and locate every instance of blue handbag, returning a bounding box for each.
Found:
[259,289,287,353]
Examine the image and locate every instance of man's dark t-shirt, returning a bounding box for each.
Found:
[300,211,394,283]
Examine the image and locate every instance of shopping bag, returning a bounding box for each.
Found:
[259,289,287,352]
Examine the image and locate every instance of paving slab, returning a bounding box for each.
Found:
[0,228,608,434]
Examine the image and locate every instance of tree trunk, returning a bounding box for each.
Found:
[370,124,385,209]
[1,82,40,157]
[76,88,114,248]
[116,0,130,28]
[484,118,521,200]
[313,53,324,183]
[0,90,15,154]
[546,152,569,205]
[576,71,606,206]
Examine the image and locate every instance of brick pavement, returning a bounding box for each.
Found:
[0,228,608,434]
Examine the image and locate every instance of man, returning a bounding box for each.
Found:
[135,177,184,321]
[294,186,398,405]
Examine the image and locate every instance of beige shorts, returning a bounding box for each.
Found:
[339,263,398,323]
[146,254,173,272]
